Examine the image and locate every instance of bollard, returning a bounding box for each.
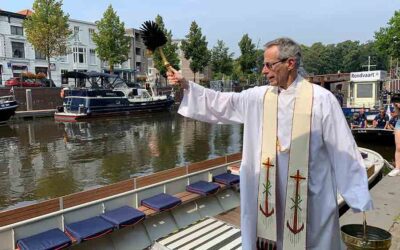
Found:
[26,89,32,111]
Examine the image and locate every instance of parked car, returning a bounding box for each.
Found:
[4,77,43,87]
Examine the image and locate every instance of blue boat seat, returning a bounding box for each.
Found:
[101,206,145,229]
[213,173,240,186]
[186,181,220,196]
[16,228,71,250]
[141,193,182,211]
[65,216,114,243]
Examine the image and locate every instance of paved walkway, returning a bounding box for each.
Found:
[340,175,400,249]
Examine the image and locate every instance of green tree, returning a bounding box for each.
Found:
[375,10,400,60]
[23,0,71,81]
[302,42,328,75]
[238,34,257,75]
[92,5,130,73]
[152,15,180,79]
[210,40,234,79]
[359,41,388,71]
[181,21,210,82]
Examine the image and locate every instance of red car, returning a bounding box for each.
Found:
[5,77,43,87]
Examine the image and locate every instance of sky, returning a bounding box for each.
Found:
[1,0,399,56]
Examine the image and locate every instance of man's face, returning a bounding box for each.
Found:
[262,46,292,87]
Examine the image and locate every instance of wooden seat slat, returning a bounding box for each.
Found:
[137,206,156,216]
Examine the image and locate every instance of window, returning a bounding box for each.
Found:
[61,69,68,85]
[12,42,25,58]
[11,26,23,36]
[135,33,140,42]
[89,28,95,43]
[89,49,96,65]
[136,62,141,72]
[135,48,141,56]
[74,26,80,41]
[35,50,46,60]
[73,47,86,64]
[356,83,373,98]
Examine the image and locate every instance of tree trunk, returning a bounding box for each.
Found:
[47,56,52,83]
[109,62,113,75]
[193,72,196,83]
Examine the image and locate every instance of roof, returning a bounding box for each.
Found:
[0,10,26,19]
[17,9,33,16]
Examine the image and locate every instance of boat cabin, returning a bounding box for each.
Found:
[347,70,387,109]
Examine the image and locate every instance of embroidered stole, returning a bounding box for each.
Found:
[257,80,313,250]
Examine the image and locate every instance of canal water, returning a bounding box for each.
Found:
[0,111,394,211]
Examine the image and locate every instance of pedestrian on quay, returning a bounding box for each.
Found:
[167,37,372,250]
[389,100,400,177]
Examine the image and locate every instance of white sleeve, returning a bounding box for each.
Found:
[322,93,373,212]
[178,81,248,124]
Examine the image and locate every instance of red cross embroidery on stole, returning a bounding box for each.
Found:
[286,169,306,234]
[260,157,274,217]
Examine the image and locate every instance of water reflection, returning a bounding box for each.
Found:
[0,112,243,210]
[1,113,391,211]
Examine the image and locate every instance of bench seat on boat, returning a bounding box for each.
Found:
[213,173,240,186]
[65,216,114,243]
[16,228,71,250]
[100,206,145,229]
[186,181,220,196]
[141,193,182,212]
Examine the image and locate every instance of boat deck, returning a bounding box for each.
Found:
[215,207,241,228]
[155,215,242,250]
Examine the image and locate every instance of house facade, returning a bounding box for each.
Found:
[0,10,102,86]
[173,39,212,83]
[0,10,149,87]
[123,28,149,82]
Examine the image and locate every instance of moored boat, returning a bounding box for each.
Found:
[0,149,384,250]
[54,72,174,122]
[0,95,18,124]
[351,128,395,144]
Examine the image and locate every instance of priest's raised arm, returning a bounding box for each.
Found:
[178,81,251,124]
[167,67,261,124]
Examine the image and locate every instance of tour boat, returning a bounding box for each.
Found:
[351,127,395,145]
[54,72,174,122]
[0,148,384,250]
[0,95,18,124]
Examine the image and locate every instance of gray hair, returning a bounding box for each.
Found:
[264,37,305,75]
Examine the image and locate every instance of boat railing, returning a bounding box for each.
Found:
[0,153,241,248]
[0,95,15,102]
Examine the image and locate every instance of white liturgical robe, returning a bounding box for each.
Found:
[178,76,373,250]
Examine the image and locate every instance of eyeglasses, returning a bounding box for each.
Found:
[263,58,288,70]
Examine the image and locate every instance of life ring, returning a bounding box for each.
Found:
[60,88,65,98]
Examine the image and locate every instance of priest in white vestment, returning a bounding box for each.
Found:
[167,38,373,250]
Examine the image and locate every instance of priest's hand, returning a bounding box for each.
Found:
[167,68,189,90]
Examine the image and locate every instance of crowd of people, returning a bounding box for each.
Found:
[349,104,400,176]
[350,107,398,130]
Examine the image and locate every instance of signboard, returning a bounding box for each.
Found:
[50,63,56,71]
[350,70,387,82]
